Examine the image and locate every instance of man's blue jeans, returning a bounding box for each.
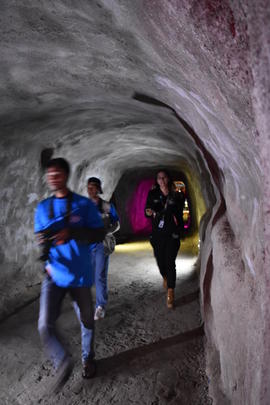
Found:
[91,242,109,308]
[38,275,94,369]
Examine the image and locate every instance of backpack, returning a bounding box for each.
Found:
[99,199,116,256]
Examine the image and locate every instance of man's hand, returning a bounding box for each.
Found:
[53,228,70,245]
[36,232,46,245]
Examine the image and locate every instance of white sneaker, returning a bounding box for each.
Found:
[94,306,105,320]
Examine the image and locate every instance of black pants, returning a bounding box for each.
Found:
[151,234,180,289]
[38,275,95,368]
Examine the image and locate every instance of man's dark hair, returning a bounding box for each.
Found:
[46,158,70,177]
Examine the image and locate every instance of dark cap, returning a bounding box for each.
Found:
[87,177,103,193]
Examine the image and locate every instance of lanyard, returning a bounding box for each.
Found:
[160,193,169,211]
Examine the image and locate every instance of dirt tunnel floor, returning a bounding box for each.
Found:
[0,240,212,405]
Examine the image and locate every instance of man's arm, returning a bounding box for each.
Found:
[107,203,120,234]
[81,197,106,243]
[70,227,105,243]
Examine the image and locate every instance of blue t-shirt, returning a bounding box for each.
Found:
[34,192,103,288]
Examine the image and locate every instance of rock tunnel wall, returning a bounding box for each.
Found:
[0,1,268,404]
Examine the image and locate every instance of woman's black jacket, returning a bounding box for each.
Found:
[144,187,185,237]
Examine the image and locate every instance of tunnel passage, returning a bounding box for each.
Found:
[0,98,224,404]
[112,166,204,246]
[0,93,218,324]
[0,1,267,404]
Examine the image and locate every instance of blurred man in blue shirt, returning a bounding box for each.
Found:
[34,158,105,390]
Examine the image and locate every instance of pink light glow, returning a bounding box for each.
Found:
[127,178,155,234]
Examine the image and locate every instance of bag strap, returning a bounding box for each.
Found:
[102,200,111,214]
[164,196,169,210]
[159,193,169,211]
[98,198,110,214]
[49,191,73,224]
[162,191,178,211]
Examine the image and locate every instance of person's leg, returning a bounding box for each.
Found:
[166,236,181,289]
[95,242,109,310]
[70,287,95,369]
[91,243,106,318]
[38,275,67,369]
[151,234,167,279]
[71,287,96,378]
[165,236,180,308]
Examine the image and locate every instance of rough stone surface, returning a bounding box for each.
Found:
[0,1,268,404]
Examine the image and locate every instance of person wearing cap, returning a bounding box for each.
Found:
[87,177,120,320]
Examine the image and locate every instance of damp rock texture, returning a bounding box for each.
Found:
[0,1,268,404]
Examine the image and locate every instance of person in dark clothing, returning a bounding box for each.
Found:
[145,169,185,308]
[34,158,105,391]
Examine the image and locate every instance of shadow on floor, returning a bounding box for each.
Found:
[96,324,204,377]
[174,289,200,308]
